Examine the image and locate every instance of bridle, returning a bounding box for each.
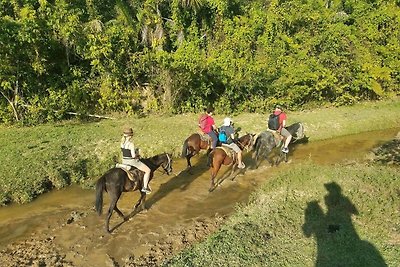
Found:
[161,153,172,175]
[237,134,254,152]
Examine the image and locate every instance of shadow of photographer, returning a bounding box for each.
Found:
[302,182,387,267]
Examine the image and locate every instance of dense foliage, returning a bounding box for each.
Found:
[1,0,399,124]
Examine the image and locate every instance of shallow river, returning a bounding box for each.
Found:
[0,128,398,266]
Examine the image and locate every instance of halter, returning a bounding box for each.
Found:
[161,153,172,174]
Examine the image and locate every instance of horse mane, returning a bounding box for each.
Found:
[141,153,166,171]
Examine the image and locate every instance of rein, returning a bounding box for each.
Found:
[156,153,173,175]
[237,134,254,152]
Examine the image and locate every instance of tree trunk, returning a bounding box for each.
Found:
[0,81,20,121]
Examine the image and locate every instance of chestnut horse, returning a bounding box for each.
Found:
[181,132,216,168]
[208,133,255,192]
[95,153,173,233]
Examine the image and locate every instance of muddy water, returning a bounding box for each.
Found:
[0,128,398,266]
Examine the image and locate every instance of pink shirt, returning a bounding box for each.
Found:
[204,116,215,133]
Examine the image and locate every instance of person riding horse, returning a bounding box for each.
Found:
[269,105,292,154]
[218,117,245,169]
[120,127,152,194]
[199,106,218,152]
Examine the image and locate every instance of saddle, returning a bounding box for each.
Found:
[218,145,238,163]
[267,129,283,147]
[199,132,211,142]
[115,163,136,181]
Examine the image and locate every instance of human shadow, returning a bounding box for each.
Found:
[302,182,387,267]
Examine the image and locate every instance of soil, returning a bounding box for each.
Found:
[1,130,398,267]
[370,132,400,166]
[0,206,226,267]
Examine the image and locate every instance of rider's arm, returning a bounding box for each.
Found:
[128,142,138,159]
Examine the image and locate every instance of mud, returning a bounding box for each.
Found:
[0,128,398,267]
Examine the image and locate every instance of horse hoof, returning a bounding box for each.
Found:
[139,208,148,214]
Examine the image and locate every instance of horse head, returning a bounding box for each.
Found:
[287,122,306,142]
[238,133,256,152]
[161,153,173,175]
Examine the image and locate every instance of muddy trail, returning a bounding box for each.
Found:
[0,128,398,267]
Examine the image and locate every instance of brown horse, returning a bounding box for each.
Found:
[95,153,173,233]
[181,132,215,168]
[208,133,255,192]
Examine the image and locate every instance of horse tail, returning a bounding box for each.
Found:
[181,139,189,158]
[253,136,262,160]
[95,175,106,215]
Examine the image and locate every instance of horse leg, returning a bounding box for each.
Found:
[134,192,147,212]
[209,164,221,192]
[186,153,193,169]
[105,192,121,233]
[114,206,127,221]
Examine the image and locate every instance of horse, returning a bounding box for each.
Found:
[95,153,173,233]
[253,122,306,167]
[181,132,215,169]
[208,133,255,192]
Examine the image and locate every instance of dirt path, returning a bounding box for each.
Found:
[0,155,258,267]
[0,129,398,267]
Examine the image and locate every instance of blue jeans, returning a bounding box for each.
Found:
[207,131,218,149]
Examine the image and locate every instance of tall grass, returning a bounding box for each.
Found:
[0,99,399,205]
[165,163,400,266]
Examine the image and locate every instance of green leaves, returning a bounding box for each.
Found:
[0,0,399,123]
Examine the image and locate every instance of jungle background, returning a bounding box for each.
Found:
[1,0,400,125]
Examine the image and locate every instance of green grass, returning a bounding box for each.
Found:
[165,163,400,266]
[0,99,399,205]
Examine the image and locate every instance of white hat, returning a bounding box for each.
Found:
[223,117,232,126]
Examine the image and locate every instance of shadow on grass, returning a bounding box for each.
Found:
[303,182,387,267]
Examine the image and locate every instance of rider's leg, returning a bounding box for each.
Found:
[237,151,245,168]
[137,164,151,194]
[208,131,218,150]
[232,144,245,168]
[280,128,292,153]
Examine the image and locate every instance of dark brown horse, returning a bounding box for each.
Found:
[253,122,307,167]
[208,133,255,192]
[181,132,215,168]
[95,153,173,233]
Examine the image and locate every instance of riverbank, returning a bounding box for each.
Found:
[0,99,399,205]
[1,128,398,267]
[0,100,399,266]
[166,159,400,266]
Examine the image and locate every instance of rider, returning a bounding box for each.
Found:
[219,117,245,169]
[199,106,218,152]
[120,127,152,194]
[274,105,292,154]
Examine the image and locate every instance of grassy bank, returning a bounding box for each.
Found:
[0,99,399,205]
[165,163,400,266]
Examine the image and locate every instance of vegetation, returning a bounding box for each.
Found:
[165,163,400,266]
[1,1,400,124]
[0,99,399,205]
